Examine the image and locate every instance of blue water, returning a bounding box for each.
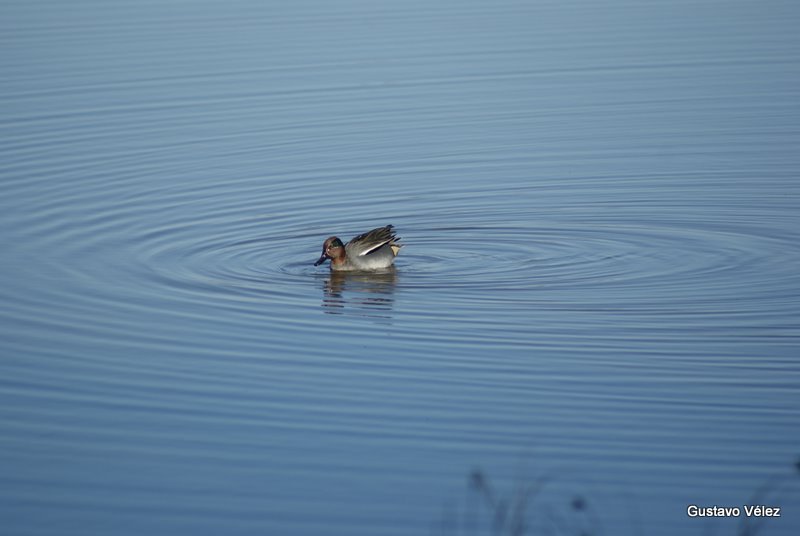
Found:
[1,1,799,535]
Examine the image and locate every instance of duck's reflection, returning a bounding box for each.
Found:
[320,268,397,318]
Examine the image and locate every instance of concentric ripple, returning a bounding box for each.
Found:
[4,161,798,329]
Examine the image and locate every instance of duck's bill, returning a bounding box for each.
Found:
[313,252,328,266]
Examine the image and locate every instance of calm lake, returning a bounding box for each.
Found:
[1,1,799,534]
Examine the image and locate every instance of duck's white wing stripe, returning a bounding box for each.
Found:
[358,239,391,256]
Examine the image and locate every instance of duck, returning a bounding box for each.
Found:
[314,225,402,271]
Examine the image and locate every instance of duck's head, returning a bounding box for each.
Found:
[314,236,345,266]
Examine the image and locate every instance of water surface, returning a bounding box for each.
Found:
[1,1,799,535]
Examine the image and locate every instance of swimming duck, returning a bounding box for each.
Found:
[314,225,402,271]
